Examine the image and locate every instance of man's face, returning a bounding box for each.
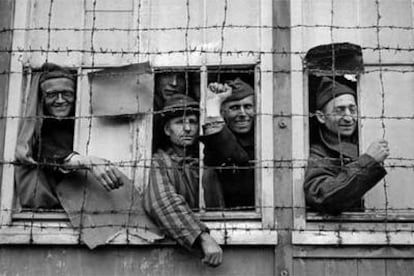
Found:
[157,73,186,101]
[221,95,255,134]
[164,114,199,148]
[316,94,357,137]
[41,77,75,118]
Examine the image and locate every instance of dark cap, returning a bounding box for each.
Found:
[39,62,76,84]
[316,77,356,109]
[160,94,199,124]
[222,78,254,104]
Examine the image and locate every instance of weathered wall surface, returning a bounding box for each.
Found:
[0,0,14,188]
[0,246,274,276]
[293,258,414,276]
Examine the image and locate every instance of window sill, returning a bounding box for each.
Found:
[294,211,414,245]
[307,211,414,222]
[293,229,414,245]
[0,221,277,246]
[198,211,261,221]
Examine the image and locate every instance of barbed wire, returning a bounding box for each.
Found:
[2,46,414,55]
[1,67,414,78]
[2,24,414,33]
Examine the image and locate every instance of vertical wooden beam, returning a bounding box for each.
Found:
[1,0,30,225]
[0,0,15,200]
[260,0,275,228]
[274,0,294,275]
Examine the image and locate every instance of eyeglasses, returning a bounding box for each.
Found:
[331,105,358,116]
[43,91,75,100]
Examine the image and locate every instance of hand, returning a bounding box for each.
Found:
[199,232,223,267]
[68,155,123,191]
[365,139,390,163]
[206,82,232,118]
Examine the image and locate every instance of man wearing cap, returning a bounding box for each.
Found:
[144,94,223,267]
[14,62,162,249]
[15,63,123,209]
[201,78,255,209]
[304,77,389,215]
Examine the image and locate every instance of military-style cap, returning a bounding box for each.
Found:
[222,78,254,104]
[161,94,199,122]
[39,62,76,84]
[316,77,356,109]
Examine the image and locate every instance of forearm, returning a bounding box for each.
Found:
[147,190,208,249]
[304,154,387,214]
[145,165,208,249]
[203,116,225,136]
[201,126,249,165]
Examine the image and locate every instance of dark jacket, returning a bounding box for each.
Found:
[201,126,255,209]
[17,117,74,209]
[304,129,387,215]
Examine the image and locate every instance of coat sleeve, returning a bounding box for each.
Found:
[143,157,208,250]
[201,125,249,166]
[304,152,387,215]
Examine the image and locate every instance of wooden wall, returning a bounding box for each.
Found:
[0,0,14,190]
[0,245,274,276]
[293,246,414,276]
[293,258,414,276]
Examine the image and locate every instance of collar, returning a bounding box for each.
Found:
[235,128,255,148]
[319,127,358,159]
[164,147,199,166]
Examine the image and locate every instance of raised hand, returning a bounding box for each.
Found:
[365,139,390,163]
[205,82,232,118]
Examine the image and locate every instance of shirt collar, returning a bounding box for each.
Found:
[165,147,199,166]
[319,127,358,159]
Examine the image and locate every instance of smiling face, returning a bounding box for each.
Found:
[316,94,357,137]
[164,114,199,148]
[41,77,75,118]
[221,95,255,134]
[156,73,186,101]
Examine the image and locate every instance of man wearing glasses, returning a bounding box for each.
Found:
[304,77,389,215]
[14,63,160,249]
[16,63,123,209]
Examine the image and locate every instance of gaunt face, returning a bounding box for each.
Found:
[164,114,199,148]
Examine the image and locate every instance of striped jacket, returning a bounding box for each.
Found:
[143,148,208,249]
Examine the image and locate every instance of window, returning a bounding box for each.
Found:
[150,64,272,218]
[292,39,414,245]
[0,0,276,245]
[152,65,259,214]
[203,65,257,213]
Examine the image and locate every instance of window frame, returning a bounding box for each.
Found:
[149,63,275,226]
[289,0,414,245]
[291,59,414,247]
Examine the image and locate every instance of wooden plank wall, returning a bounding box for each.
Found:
[0,246,274,276]
[293,258,414,276]
[0,0,14,192]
